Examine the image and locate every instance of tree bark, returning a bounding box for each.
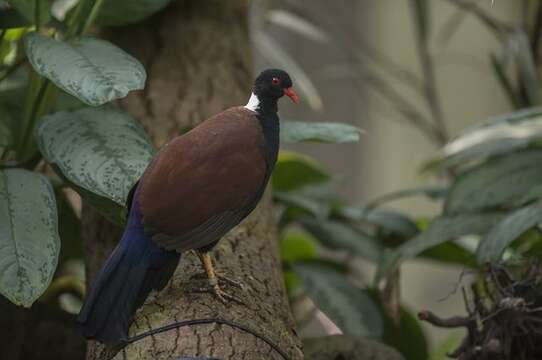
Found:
[81,1,303,359]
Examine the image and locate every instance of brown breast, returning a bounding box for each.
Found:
[138,106,267,237]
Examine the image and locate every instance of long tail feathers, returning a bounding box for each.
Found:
[77,198,180,344]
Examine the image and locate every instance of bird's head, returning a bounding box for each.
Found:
[253,69,299,104]
[245,69,299,113]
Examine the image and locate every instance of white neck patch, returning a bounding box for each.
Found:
[244,93,260,112]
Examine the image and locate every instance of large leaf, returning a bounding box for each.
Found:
[274,191,330,219]
[0,168,60,307]
[476,202,542,263]
[36,106,155,225]
[395,213,503,260]
[272,151,330,192]
[373,295,429,360]
[445,150,542,214]
[427,109,542,170]
[340,206,419,239]
[25,33,146,106]
[97,0,171,26]
[301,217,381,263]
[294,262,383,338]
[281,120,362,144]
[507,31,540,105]
[376,213,503,281]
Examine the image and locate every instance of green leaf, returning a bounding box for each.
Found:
[380,305,429,360]
[476,202,542,263]
[280,230,318,263]
[340,206,419,239]
[420,242,477,269]
[427,109,542,170]
[97,0,171,26]
[24,33,146,106]
[301,217,381,263]
[364,186,448,208]
[36,106,155,225]
[281,120,362,144]
[293,262,383,338]
[274,191,330,219]
[8,0,51,25]
[396,213,503,260]
[0,168,60,307]
[489,53,521,108]
[508,31,540,105]
[377,213,503,280]
[272,151,330,192]
[445,150,542,214]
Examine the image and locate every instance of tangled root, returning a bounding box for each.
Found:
[418,262,542,360]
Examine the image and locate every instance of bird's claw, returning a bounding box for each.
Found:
[193,271,245,290]
[215,272,245,290]
[195,283,245,305]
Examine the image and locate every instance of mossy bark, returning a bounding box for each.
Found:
[81,1,303,359]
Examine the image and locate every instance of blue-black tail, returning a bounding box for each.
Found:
[77,198,180,344]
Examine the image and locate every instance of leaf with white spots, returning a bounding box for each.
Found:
[36,106,156,225]
[0,168,60,307]
[25,33,146,106]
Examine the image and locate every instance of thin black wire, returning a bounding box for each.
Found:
[126,318,291,360]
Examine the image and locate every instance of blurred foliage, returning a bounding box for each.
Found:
[266,1,542,359]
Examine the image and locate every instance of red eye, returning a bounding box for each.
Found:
[271,77,280,85]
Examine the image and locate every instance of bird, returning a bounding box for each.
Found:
[77,69,298,344]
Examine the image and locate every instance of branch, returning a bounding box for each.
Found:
[413,22,449,146]
[445,0,513,37]
[418,310,472,328]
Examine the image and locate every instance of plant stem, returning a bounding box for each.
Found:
[445,0,512,38]
[81,0,105,35]
[19,79,48,153]
[34,0,40,31]
[65,0,88,39]
[0,58,26,83]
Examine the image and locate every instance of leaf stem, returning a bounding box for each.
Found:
[65,0,88,39]
[19,79,49,155]
[34,0,40,31]
[82,0,105,35]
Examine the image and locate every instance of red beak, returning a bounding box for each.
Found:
[284,87,299,104]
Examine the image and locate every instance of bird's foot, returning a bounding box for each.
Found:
[193,271,245,290]
[215,272,245,290]
[196,278,245,305]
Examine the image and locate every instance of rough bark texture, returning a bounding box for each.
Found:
[81,1,303,359]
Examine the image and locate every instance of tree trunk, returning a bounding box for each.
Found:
[81,1,303,359]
